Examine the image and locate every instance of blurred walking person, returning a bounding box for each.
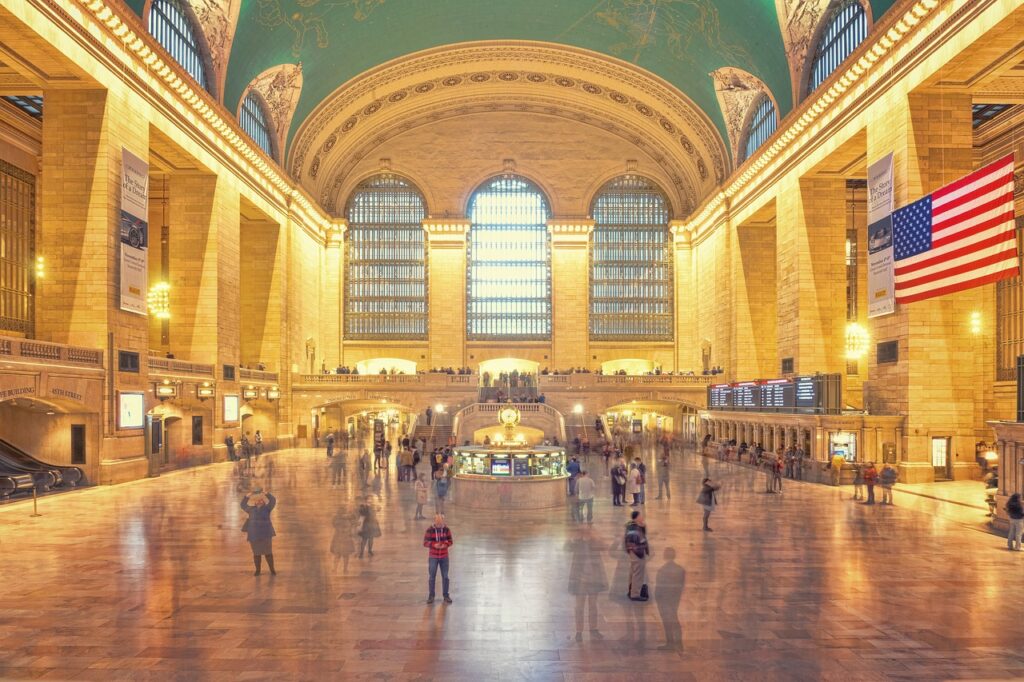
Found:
[696,478,721,532]
[414,473,429,520]
[240,487,277,576]
[329,508,355,573]
[655,548,686,651]
[357,495,381,558]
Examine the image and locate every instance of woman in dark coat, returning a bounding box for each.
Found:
[610,458,628,507]
[241,488,277,575]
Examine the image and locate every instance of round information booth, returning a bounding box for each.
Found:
[452,445,567,510]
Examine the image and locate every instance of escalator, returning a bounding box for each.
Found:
[0,437,83,498]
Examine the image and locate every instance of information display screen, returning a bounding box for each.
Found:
[706,374,840,415]
[490,458,511,476]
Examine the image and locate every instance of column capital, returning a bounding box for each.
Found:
[423,218,471,245]
[547,219,593,245]
[669,220,693,246]
[327,218,347,247]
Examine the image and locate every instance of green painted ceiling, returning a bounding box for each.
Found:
[126,0,898,153]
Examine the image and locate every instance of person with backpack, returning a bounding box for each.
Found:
[1005,493,1024,551]
[879,463,898,505]
[697,478,721,532]
[624,511,650,601]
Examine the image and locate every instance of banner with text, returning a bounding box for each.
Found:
[119,148,149,315]
[867,153,895,318]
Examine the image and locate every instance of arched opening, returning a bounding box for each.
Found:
[590,175,672,340]
[147,0,213,95]
[466,175,552,340]
[239,90,276,160]
[805,0,868,98]
[344,174,428,339]
[0,396,94,491]
[477,357,541,402]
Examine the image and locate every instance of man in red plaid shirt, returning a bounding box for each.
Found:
[423,513,454,604]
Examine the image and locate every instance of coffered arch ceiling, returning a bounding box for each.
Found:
[293,42,728,215]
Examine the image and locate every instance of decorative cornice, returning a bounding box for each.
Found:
[423,219,471,244]
[683,0,944,237]
[67,0,332,239]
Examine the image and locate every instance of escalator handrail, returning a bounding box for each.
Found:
[0,437,82,481]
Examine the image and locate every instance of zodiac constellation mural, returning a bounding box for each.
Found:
[562,0,754,71]
[256,0,385,55]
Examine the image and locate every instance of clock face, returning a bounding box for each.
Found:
[499,407,520,427]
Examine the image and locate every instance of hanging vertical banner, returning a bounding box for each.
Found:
[867,153,895,318]
[119,148,149,315]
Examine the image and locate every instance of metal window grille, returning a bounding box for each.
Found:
[467,176,552,340]
[240,92,274,158]
[589,176,673,340]
[0,160,35,336]
[2,96,42,120]
[808,0,867,95]
[743,96,776,161]
[344,175,427,339]
[996,217,1024,381]
[148,0,209,93]
[972,104,1013,129]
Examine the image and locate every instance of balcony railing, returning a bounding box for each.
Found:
[0,335,103,368]
[148,357,215,377]
[295,373,479,386]
[239,368,280,383]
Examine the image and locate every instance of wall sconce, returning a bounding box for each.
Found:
[197,382,215,400]
[242,386,258,401]
[34,256,44,280]
[970,311,982,335]
[266,386,280,401]
[147,281,171,319]
[155,379,177,401]
[845,322,869,360]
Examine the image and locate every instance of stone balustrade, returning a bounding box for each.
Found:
[148,357,216,377]
[0,334,103,368]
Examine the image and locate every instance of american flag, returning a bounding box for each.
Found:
[893,153,1018,304]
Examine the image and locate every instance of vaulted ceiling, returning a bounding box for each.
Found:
[123,0,900,212]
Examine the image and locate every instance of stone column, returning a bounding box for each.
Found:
[866,91,986,482]
[775,174,846,376]
[322,221,345,369]
[732,220,778,379]
[671,222,698,372]
[38,87,149,483]
[424,219,469,369]
[548,220,593,370]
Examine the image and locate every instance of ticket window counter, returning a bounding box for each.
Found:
[453,449,567,479]
[829,431,857,462]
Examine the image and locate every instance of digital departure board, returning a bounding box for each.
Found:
[706,374,841,415]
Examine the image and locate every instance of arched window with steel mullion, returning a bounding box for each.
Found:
[807,0,867,96]
[148,0,211,94]
[742,95,777,162]
[239,91,275,160]
[589,175,673,341]
[344,175,428,340]
[466,176,552,340]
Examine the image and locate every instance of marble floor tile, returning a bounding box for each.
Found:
[0,444,1020,679]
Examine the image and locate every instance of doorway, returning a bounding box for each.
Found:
[931,437,951,480]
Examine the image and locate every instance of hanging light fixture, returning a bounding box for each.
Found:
[845,322,869,360]
[147,281,171,319]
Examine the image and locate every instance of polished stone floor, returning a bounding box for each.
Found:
[1,442,1022,681]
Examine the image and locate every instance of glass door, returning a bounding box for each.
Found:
[931,437,950,480]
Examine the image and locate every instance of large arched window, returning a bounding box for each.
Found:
[344,175,427,339]
[742,95,777,162]
[807,0,867,95]
[239,92,274,159]
[590,176,673,340]
[467,176,552,339]
[148,0,210,93]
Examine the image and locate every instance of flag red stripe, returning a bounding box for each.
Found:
[895,245,1016,289]
[895,266,1019,303]
[933,153,1015,200]
[895,227,1015,276]
[929,210,1017,250]
[933,175,1013,217]
[932,194,1014,235]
